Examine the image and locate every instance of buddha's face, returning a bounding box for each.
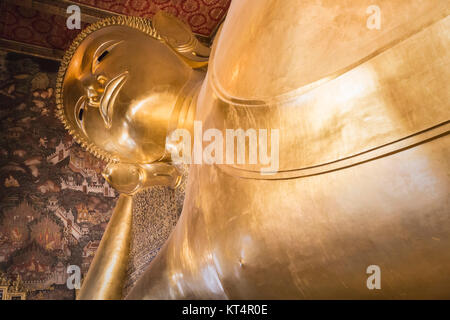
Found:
[62,24,193,164]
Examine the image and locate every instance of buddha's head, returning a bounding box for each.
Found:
[56,13,209,165]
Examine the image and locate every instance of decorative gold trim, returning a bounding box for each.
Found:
[6,292,26,300]
[0,286,8,300]
[219,120,450,180]
[55,15,162,163]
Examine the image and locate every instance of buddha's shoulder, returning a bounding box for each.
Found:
[207,0,446,103]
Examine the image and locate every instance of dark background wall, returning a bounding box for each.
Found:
[0,50,118,299]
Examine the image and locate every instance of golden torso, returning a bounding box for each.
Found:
[126,0,450,299]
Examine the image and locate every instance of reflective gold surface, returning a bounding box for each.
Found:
[127,1,450,299]
[103,162,182,195]
[56,13,206,164]
[56,13,207,299]
[77,194,133,300]
[58,0,450,299]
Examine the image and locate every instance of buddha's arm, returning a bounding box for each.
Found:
[77,163,181,300]
[77,193,133,300]
[209,0,446,101]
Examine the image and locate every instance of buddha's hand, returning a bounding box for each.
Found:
[153,10,210,68]
[102,162,182,195]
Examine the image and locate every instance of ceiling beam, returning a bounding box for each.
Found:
[0,38,64,61]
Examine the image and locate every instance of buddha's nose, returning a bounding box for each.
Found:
[86,75,108,107]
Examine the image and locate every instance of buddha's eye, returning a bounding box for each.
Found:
[78,107,84,121]
[74,96,87,131]
[92,40,123,73]
[97,50,109,63]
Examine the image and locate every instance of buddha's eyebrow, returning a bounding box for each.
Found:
[92,40,123,73]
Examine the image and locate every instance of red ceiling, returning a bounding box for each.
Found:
[0,5,88,51]
[0,0,230,53]
[72,0,231,36]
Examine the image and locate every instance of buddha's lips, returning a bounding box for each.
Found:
[99,71,128,128]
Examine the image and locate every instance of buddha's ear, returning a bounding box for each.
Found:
[153,10,210,69]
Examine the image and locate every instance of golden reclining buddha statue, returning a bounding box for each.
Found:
[56,0,450,299]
